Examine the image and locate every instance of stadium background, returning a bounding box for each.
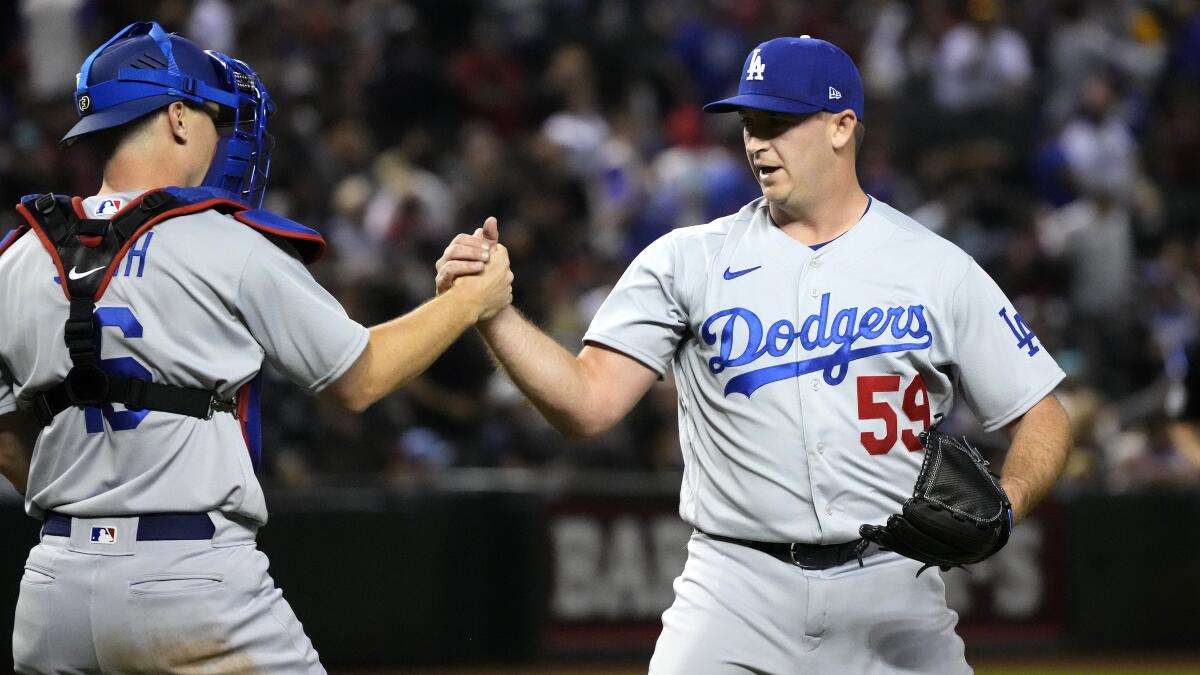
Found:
[2,0,1200,672]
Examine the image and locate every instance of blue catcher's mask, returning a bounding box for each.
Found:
[62,21,275,208]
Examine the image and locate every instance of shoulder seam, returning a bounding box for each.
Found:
[946,257,976,366]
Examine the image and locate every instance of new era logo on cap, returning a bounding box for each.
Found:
[91,527,117,544]
[829,87,842,100]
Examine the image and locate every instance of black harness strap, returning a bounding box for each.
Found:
[23,191,238,427]
[33,367,229,426]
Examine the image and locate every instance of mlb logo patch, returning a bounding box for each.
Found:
[95,199,122,215]
[90,527,117,544]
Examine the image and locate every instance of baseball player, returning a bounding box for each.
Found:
[436,37,1071,672]
[0,22,511,674]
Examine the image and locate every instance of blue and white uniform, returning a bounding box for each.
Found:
[0,191,368,673]
[584,196,1063,673]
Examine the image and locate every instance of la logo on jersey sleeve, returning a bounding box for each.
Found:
[998,307,1040,356]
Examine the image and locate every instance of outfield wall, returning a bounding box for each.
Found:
[2,475,1197,669]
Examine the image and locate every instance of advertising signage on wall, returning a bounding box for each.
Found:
[545,495,692,651]
[544,497,1065,653]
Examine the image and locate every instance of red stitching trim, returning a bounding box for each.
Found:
[232,212,327,262]
[14,194,252,301]
[70,196,87,219]
[16,202,71,300]
[0,226,29,259]
[237,381,252,452]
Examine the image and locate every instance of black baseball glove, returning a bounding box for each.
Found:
[859,415,1013,576]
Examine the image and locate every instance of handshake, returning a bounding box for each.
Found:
[434,216,514,322]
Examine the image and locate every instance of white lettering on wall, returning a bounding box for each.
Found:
[944,520,1044,619]
[551,514,692,620]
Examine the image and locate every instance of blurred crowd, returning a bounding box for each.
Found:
[2,0,1200,493]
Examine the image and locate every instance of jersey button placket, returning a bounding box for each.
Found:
[797,252,824,527]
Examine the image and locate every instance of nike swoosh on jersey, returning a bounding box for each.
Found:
[722,265,762,280]
[67,265,106,280]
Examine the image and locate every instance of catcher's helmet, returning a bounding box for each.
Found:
[63,21,275,208]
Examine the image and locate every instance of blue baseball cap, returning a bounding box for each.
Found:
[703,36,865,122]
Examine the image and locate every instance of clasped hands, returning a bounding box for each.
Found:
[435,216,513,321]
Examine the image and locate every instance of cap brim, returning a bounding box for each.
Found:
[60,94,180,146]
[702,93,824,115]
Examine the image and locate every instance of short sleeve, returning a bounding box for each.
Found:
[951,260,1065,432]
[0,359,15,416]
[583,232,688,375]
[237,236,369,393]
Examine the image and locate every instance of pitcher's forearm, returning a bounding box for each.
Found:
[476,306,600,437]
[1001,395,1071,522]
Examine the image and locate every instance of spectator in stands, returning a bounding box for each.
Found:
[0,0,1196,487]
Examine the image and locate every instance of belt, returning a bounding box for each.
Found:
[42,511,215,541]
[701,530,869,570]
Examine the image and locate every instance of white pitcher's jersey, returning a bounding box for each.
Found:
[0,192,369,524]
[585,197,1063,543]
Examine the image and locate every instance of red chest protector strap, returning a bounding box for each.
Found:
[13,190,251,426]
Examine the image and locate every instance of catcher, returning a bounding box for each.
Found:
[0,22,510,673]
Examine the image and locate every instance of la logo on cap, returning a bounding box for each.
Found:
[746,48,765,81]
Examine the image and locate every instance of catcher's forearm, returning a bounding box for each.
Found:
[475,306,606,437]
[0,411,38,494]
[325,289,481,412]
[1000,394,1071,523]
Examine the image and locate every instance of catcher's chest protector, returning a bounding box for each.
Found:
[3,187,325,426]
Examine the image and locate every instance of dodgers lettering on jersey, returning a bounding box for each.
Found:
[584,197,1064,543]
[702,294,931,396]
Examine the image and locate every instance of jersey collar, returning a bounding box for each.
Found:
[82,190,148,219]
